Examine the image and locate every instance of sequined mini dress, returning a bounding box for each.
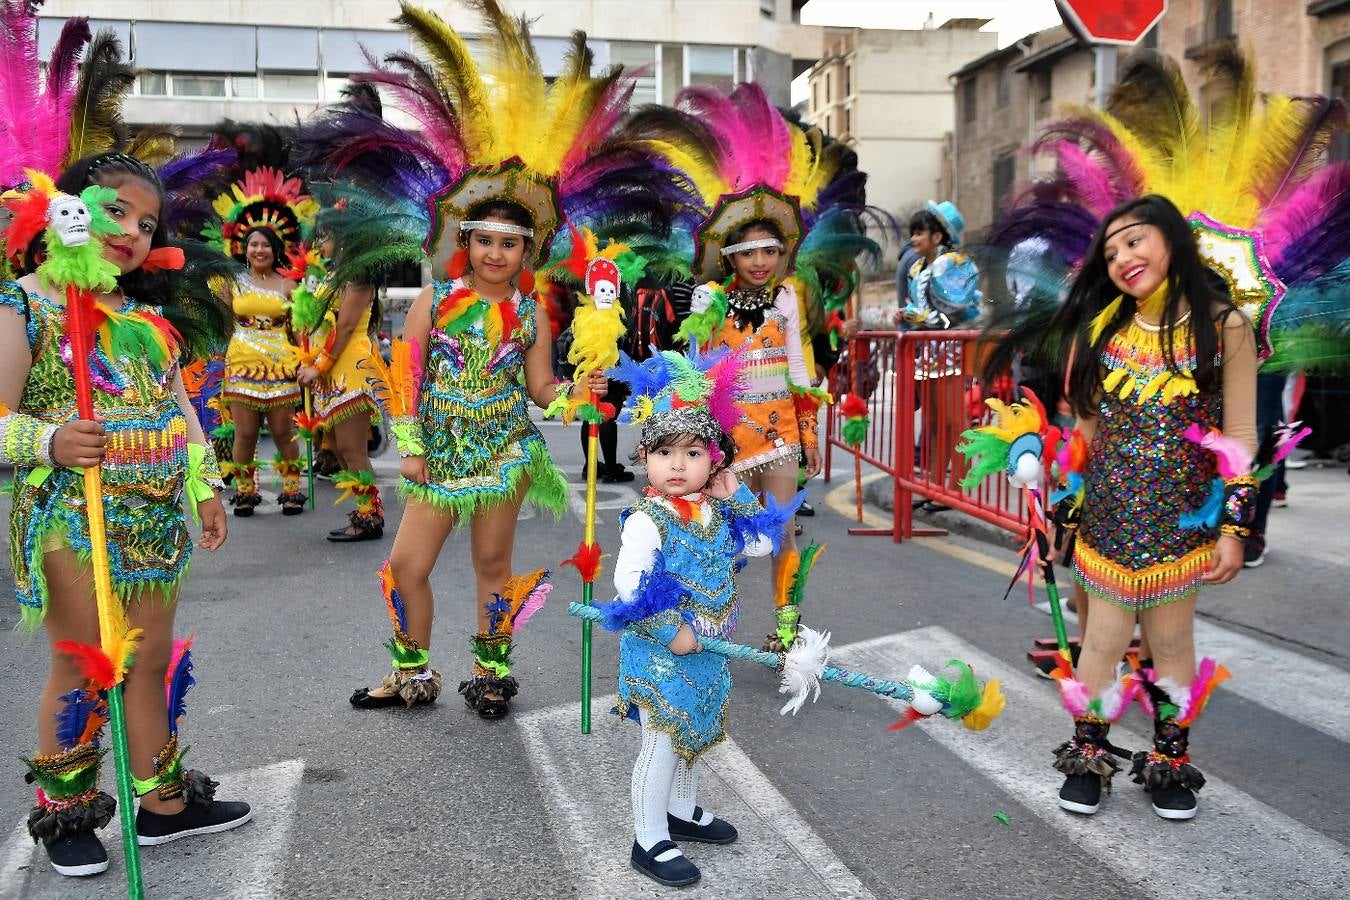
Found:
[1074,316,1222,611]
[1,282,193,628]
[403,279,567,520]
[222,274,300,410]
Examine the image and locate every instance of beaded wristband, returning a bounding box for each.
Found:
[0,412,59,468]
[1219,475,1258,539]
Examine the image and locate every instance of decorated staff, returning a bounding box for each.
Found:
[544,226,628,733]
[282,244,333,510]
[839,392,869,522]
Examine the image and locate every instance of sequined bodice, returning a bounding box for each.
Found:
[626,496,740,639]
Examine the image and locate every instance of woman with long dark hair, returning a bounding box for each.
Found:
[990,195,1256,821]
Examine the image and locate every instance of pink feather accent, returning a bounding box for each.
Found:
[511,581,553,631]
[1034,118,1148,199]
[0,4,90,184]
[1046,140,1123,217]
[1183,423,1252,479]
[1259,164,1350,263]
[356,51,470,177]
[704,348,746,436]
[679,83,791,191]
[559,76,637,178]
[1057,676,1092,718]
[1270,421,1311,465]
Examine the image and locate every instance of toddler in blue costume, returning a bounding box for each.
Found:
[597,347,799,887]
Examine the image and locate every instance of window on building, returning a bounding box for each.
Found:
[962,77,977,123]
[841,105,851,136]
[660,43,683,103]
[172,74,227,98]
[609,42,658,106]
[1212,0,1234,40]
[1035,70,1052,117]
[993,152,1016,213]
[687,45,735,89]
[232,75,258,98]
[826,71,832,103]
[1333,61,1350,161]
[845,63,852,98]
[261,72,319,100]
[997,66,1011,105]
[138,72,167,96]
[813,79,820,112]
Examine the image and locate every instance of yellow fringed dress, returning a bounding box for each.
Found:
[223,275,301,411]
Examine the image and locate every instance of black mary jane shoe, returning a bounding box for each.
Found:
[349,687,407,709]
[327,522,384,543]
[630,840,700,887]
[667,808,738,845]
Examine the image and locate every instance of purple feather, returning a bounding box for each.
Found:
[54,688,105,750]
[1035,117,1147,198]
[727,489,805,556]
[1262,164,1350,282]
[1255,97,1347,208]
[165,639,195,735]
[595,553,688,632]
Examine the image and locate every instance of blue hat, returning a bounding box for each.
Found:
[926,200,965,246]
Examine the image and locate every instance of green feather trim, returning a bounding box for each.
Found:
[934,659,983,719]
[787,541,824,608]
[956,429,1010,490]
[399,445,568,524]
[383,636,429,670]
[613,249,647,287]
[289,287,330,335]
[23,747,106,798]
[841,417,868,448]
[1263,324,1350,374]
[469,634,513,677]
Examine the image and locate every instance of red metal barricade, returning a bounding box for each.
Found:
[826,330,1030,543]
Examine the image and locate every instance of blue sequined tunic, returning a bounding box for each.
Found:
[614,492,760,764]
[1074,318,1222,611]
[402,279,567,520]
[1,282,192,628]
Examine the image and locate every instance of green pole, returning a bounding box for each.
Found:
[105,686,144,898]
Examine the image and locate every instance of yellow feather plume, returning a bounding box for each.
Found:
[979,398,1045,444]
[397,2,494,158]
[569,301,626,377]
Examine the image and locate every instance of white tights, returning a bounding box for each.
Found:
[632,711,714,858]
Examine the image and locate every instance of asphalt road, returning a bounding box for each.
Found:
[1,419,1346,899]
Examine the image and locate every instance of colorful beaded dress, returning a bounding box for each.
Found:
[1074,309,1223,611]
[1,282,205,629]
[404,278,567,520]
[221,273,300,411]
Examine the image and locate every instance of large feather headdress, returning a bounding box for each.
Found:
[296,0,691,283]
[607,346,745,454]
[989,44,1350,369]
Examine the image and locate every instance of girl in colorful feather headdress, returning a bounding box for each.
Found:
[0,9,250,870]
[298,1,642,719]
[977,45,1347,823]
[598,344,800,887]
[621,81,884,651]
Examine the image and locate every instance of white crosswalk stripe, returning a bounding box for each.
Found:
[517,696,876,900]
[0,758,304,900]
[834,628,1350,900]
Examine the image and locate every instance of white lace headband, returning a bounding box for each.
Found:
[459,220,534,238]
[720,237,783,256]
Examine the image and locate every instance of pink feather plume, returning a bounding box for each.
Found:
[1183,423,1252,479]
[704,348,746,436]
[512,580,553,631]
[0,4,90,184]
[1270,421,1312,465]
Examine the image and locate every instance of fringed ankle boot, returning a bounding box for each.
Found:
[273,452,306,515]
[351,561,443,708]
[226,459,261,517]
[1052,666,1137,815]
[328,470,384,542]
[459,569,552,720]
[1131,658,1229,820]
[24,734,115,877]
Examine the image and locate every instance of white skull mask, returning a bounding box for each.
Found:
[690,284,714,314]
[305,273,321,293]
[592,279,617,310]
[50,194,92,247]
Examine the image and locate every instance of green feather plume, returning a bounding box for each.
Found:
[956,428,1011,490]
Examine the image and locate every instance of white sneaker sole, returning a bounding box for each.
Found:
[1153,803,1198,820]
[50,858,110,877]
[136,808,253,846]
[1058,798,1100,815]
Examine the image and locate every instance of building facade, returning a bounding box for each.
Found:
[947,3,1350,238]
[36,0,825,134]
[803,21,997,229]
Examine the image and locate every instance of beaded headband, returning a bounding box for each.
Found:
[720,237,783,256]
[460,220,534,238]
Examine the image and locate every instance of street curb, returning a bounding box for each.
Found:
[861,474,1021,549]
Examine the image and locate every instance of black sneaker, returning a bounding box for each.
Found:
[43,831,109,877]
[136,799,252,846]
[1058,773,1103,815]
[797,501,815,517]
[667,808,737,844]
[1243,533,1267,568]
[1150,781,1198,820]
[630,839,700,887]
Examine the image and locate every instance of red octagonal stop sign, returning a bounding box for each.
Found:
[1055,0,1168,45]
